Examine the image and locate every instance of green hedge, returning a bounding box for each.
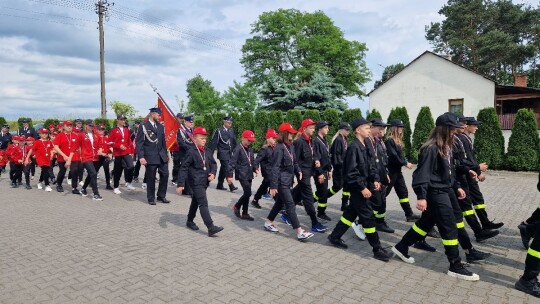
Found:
[475,108,505,169]
[411,107,435,163]
[268,111,283,131]
[506,109,540,171]
[43,119,60,131]
[342,108,362,125]
[235,112,254,141]
[366,108,382,120]
[0,117,6,127]
[202,114,215,135]
[303,109,321,122]
[17,117,33,129]
[387,107,412,160]
[93,118,112,131]
[253,111,270,151]
[285,110,303,130]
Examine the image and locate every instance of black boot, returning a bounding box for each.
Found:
[515,276,540,298]
[228,183,237,192]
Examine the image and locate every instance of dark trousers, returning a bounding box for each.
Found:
[133,159,141,179]
[447,189,473,251]
[329,190,382,250]
[144,162,169,201]
[49,158,56,180]
[523,221,540,279]
[526,208,540,225]
[171,151,181,183]
[97,156,111,187]
[314,172,329,214]
[235,179,252,213]
[457,176,484,235]
[23,164,31,185]
[82,161,99,195]
[253,178,270,201]
[70,161,83,189]
[466,176,491,226]
[30,158,36,176]
[396,188,461,264]
[56,161,68,186]
[370,186,387,222]
[113,154,134,188]
[292,171,319,226]
[386,170,413,217]
[327,169,350,207]
[216,158,231,187]
[187,185,214,228]
[268,185,301,229]
[38,166,51,186]
[10,163,23,183]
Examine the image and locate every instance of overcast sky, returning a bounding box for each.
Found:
[0,0,535,120]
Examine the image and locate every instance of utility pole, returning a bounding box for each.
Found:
[96,0,113,119]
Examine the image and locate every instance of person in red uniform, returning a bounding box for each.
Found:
[96,124,113,190]
[54,121,79,193]
[71,120,103,201]
[109,114,135,194]
[25,128,54,192]
[0,148,6,178]
[7,136,24,188]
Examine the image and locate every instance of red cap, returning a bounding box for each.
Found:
[63,120,73,126]
[57,123,63,128]
[278,123,297,134]
[48,124,56,129]
[39,128,49,134]
[52,132,58,136]
[193,127,208,136]
[242,130,256,142]
[12,136,20,141]
[27,137,35,142]
[300,118,316,129]
[265,129,278,139]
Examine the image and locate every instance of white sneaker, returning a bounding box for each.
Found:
[297,229,314,241]
[352,221,366,240]
[37,182,43,190]
[67,179,71,185]
[141,183,147,190]
[113,188,122,194]
[126,183,136,191]
[264,222,279,233]
[79,181,84,187]
[45,186,52,192]
[391,246,415,264]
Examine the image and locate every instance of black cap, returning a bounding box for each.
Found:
[85,119,95,126]
[176,113,184,119]
[134,120,141,124]
[351,118,370,130]
[370,118,389,127]
[436,112,461,128]
[184,115,194,123]
[456,113,467,123]
[316,121,329,129]
[224,116,233,122]
[149,107,162,115]
[389,119,405,127]
[465,117,481,125]
[74,118,82,123]
[117,114,127,120]
[22,119,29,123]
[338,122,351,130]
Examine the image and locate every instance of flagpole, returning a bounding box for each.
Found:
[149,84,177,118]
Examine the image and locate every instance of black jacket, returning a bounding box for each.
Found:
[330,134,347,172]
[177,146,217,188]
[376,137,390,185]
[456,133,481,175]
[412,145,459,200]
[365,137,383,185]
[0,132,12,150]
[177,126,195,161]
[228,144,255,181]
[135,121,168,165]
[313,135,332,176]
[270,143,300,189]
[452,134,473,177]
[385,138,407,171]
[293,135,314,173]
[18,127,37,139]
[254,145,274,179]
[343,138,376,192]
[208,126,237,160]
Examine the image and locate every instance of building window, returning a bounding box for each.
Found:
[449,99,464,114]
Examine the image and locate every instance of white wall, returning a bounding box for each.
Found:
[369,53,496,130]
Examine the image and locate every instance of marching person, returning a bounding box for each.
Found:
[176,114,195,196]
[264,122,314,241]
[136,108,170,205]
[73,119,83,133]
[170,113,184,185]
[25,128,54,192]
[74,120,104,201]
[292,118,328,233]
[7,136,24,188]
[385,119,421,222]
[251,129,278,209]
[313,121,333,222]
[391,113,480,281]
[327,122,351,211]
[518,172,540,250]
[176,126,224,237]
[0,124,12,150]
[18,119,37,139]
[209,116,238,192]
[48,132,57,185]
[109,114,136,194]
[96,124,113,190]
[0,147,6,178]
[229,130,258,221]
[53,121,76,193]
[22,137,33,189]
[131,120,142,183]
[326,118,392,262]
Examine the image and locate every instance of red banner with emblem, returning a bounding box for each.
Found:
[156,96,180,150]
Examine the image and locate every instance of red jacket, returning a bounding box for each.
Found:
[6,144,23,164]
[72,132,102,162]
[0,149,6,166]
[32,139,53,167]
[108,126,133,156]
[54,132,80,162]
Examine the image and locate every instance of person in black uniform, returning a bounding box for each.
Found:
[136,108,170,205]
[264,122,315,241]
[292,119,328,233]
[453,116,500,242]
[18,119,37,139]
[385,119,420,222]
[458,117,503,230]
[391,113,481,281]
[229,130,258,221]
[176,126,224,237]
[0,124,12,150]
[313,121,333,221]
[176,114,195,196]
[515,172,540,297]
[251,129,278,209]
[209,116,238,192]
[327,117,392,262]
[327,122,351,211]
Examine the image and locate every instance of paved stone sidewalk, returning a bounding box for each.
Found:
[0,168,538,303]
